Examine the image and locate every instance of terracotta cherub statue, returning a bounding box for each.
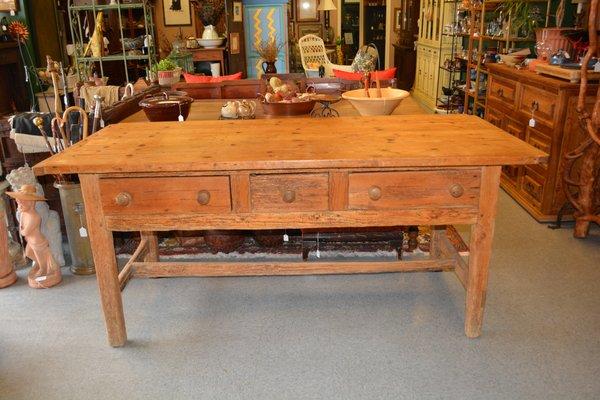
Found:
[7,185,62,289]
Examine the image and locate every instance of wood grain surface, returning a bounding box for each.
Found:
[347,169,481,210]
[120,98,427,123]
[33,115,547,176]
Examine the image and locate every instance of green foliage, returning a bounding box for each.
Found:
[156,58,177,71]
[500,1,545,38]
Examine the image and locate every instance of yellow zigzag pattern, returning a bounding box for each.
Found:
[266,8,276,42]
[253,8,263,76]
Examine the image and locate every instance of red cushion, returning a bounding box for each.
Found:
[211,71,243,82]
[332,67,397,81]
[183,73,211,83]
[183,71,243,83]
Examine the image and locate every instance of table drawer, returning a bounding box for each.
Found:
[488,76,517,109]
[250,173,329,212]
[518,85,557,127]
[348,169,481,210]
[100,176,231,215]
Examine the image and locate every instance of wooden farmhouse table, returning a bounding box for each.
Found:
[33,114,547,346]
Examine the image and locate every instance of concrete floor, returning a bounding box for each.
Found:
[1,190,599,399]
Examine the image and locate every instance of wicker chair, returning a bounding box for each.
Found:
[298,34,353,78]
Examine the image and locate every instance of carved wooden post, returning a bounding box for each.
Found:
[563,0,600,238]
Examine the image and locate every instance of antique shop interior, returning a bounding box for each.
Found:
[0,0,598,398]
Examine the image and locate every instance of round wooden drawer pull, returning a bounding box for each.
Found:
[115,192,132,206]
[449,184,464,198]
[197,190,211,205]
[282,189,296,203]
[368,186,382,201]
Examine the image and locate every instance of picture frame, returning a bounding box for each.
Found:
[296,0,319,22]
[296,22,322,39]
[233,2,243,23]
[394,7,401,32]
[0,0,18,12]
[163,0,192,26]
[229,32,240,54]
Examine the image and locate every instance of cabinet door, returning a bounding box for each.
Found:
[243,1,288,78]
[414,48,423,94]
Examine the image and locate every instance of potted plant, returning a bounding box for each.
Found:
[154,58,179,86]
[500,1,544,39]
[255,37,284,74]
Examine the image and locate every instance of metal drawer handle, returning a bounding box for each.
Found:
[282,189,296,203]
[496,87,504,97]
[115,192,132,206]
[449,184,464,198]
[368,186,382,201]
[531,100,539,111]
[197,190,211,205]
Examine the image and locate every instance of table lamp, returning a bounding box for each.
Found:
[318,0,337,44]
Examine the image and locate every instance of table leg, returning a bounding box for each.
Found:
[140,231,159,262]
[80,174,127,347]
[465,166,501,338]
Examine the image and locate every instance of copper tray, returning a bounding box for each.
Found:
[261,100,316,116]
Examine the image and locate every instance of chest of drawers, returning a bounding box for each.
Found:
[485,64,598,222]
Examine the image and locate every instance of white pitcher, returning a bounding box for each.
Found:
[202,25,219,40]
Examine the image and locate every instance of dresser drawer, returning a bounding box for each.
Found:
[525,127,550,175]
[100,176,231,215]
[250,173,329,212]
[488,76,517,109]
[518,85,557,127]
[348,169,480,210]
[520,167,544,205]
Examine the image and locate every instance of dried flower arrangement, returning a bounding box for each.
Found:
[254,37,284,62]
[191,0,225,26]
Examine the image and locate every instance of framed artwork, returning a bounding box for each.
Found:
[229,32,240,54]
[287,2,294,22]
[297,22,322,39]
[233,2,243,22]
[394,8,401,32]
[0,0,18,12]
[163,0,192,26]
[296,0,319,22]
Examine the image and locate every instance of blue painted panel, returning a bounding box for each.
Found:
[243,0,289,78]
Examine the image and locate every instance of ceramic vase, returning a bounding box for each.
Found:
[262,61,277,74]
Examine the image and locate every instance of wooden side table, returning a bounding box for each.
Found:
[188,47,227,76]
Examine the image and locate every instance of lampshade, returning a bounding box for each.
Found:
[317,0,337,11]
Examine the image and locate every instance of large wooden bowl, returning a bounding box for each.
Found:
[139,95,194,122]
[341,88,410,116]
[261,100,316,116]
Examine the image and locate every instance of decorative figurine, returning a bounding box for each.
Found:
[5,167,65,268]
[84,11,105,58]
[7,185,62,289]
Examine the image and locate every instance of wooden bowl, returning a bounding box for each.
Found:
[204,230,245,253]
[139,95,194,122]
[261,100,316,117]
[341,88,410,116]
[254,230,284,248]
